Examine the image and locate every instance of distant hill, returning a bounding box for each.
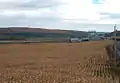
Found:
[96,32,106,34]
[0,27,88,40]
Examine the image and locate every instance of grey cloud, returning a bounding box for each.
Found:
[100,12,120,19]
[0,0,65,10]
[0,0,64,28]
[0,13,119,32]
[108,14,120,19]
[0,0,119,32]
[0,13,63,27]
[64,19,88,21]
[0,12,118,32]
[100,12,110,15]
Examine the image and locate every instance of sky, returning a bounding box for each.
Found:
[0,0,120,32]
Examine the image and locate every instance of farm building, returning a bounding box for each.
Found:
[68,38,81,42]
[89,36,104,41]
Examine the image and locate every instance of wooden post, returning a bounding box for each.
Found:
[114,24,117,67]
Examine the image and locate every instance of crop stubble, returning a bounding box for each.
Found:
[0,40,118,83]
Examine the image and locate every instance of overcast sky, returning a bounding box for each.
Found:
[0,0,120,32]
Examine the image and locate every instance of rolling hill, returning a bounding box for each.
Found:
[0,27,88,40]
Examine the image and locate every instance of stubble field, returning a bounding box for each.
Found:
[0,40,118,83]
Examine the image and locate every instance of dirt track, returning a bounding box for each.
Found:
[0,40,119,83]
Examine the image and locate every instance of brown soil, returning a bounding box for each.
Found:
[0,40,118,83]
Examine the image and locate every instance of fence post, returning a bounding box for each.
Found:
[114,24,117,67]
